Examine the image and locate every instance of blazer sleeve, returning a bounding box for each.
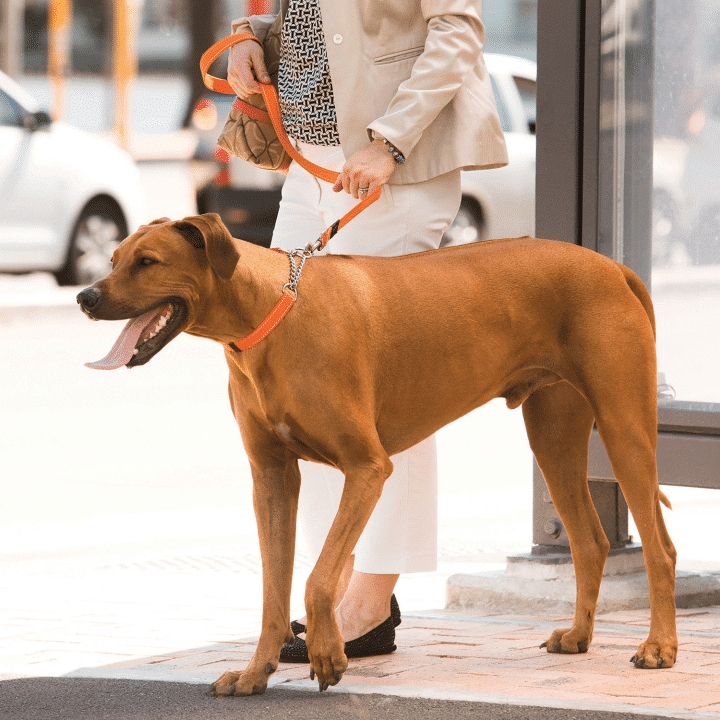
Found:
[231,14,277,41]
[367,6,485,158]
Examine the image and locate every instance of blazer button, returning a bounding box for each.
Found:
[333,34,343,44]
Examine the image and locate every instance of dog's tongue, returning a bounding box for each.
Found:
[85,308,160,370]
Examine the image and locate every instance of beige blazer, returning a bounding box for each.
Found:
[233,0,508,184]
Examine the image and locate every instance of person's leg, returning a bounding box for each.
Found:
[335,570,399,641]
[271,144,327,252]
[272,146,362,635]
[304,435,437,640]
[273,142,460,643]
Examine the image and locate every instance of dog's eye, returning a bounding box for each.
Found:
[136,257,158,268]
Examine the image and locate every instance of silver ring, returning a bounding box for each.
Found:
[359,187,369,194]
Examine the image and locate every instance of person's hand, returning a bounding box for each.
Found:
[333,140,397,199]
[227,39,271,98]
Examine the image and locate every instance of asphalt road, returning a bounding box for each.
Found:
[0,678,674,720]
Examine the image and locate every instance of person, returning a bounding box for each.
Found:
[227,0,508,661]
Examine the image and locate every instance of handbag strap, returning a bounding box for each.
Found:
[200,33,381,210]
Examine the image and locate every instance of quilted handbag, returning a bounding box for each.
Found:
[200,15,291,174]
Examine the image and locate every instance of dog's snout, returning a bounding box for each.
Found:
[77,287,101,310]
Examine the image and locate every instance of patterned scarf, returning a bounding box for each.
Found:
[279,0,341,146]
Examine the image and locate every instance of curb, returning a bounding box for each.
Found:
[63,666,720,720]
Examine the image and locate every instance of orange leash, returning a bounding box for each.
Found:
[201,33,382,352]
[200,33,381,221]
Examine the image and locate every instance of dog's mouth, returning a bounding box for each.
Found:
[85,300,187,370]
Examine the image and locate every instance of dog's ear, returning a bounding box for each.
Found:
[174,214,240,279]
[134,217,172,234]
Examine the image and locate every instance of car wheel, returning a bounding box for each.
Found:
[441,199,485,248]
[55,199,127,286]
[688,205,720,265]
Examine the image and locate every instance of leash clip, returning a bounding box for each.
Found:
[304,237,324,257]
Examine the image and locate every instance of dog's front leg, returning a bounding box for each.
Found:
[304,453,393,691]
[211,460,301,697]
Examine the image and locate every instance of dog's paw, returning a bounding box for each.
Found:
[631,640,677,669]
[308,646,348,692]
[540,628,590,654]
[209,670,268,697]
[309,665,344,692]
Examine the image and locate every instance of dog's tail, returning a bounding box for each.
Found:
[621,265,656,340]
[659,489,672,510]
[619,267,668,512]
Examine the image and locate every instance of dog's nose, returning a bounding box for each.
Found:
[76,287,101,310]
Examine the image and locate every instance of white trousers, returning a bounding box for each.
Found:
[272,141,461,574]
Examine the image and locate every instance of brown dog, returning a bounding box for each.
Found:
[77,213,677,695]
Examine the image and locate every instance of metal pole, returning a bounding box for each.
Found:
[112,0,138,150]
[48,0,72,121]
[534,0,633,555]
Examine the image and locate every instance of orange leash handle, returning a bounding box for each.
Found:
[200,33,261,95]
[202,34,353,186]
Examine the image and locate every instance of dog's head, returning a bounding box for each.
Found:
[76,213,240,369]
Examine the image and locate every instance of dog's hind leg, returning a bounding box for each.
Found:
[594,405,677,669]
[522,380,608,655]
[567,274,676,668]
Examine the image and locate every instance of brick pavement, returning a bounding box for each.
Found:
[71,607,720,717]
[3,550,719,718]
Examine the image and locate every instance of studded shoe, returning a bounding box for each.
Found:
[280,614,397,663]
[288,594,401,636]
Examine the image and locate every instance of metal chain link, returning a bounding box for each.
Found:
[282,249,308,295]
[280,235,325,296]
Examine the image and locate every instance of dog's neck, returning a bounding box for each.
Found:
[187,242,291,348]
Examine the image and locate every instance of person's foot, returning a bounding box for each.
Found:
[289,594,401,636]
[280,600,400,663]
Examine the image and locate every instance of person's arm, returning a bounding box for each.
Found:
[231,14,277,42]
[337,3,484,197]
[367,6,484,160]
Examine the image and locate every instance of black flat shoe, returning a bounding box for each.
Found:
[280,614,397,663]
[289,594,401,636]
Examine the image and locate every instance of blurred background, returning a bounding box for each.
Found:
[0,0,719,678]
[3,0,720,280]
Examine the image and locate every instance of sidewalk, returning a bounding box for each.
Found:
[69,607,720,719]
[1,545,719,719]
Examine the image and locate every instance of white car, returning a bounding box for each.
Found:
[0,70,146,285]
[442,53,537,246]
[197,53,537,249]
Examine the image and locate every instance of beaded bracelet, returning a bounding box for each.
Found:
[382,138,406,165]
